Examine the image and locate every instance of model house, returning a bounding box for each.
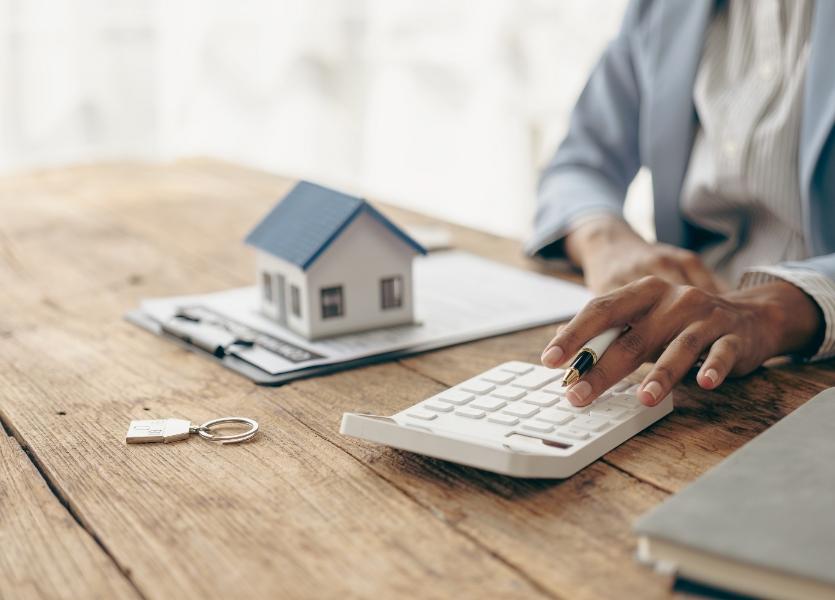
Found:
[245,181,427,339]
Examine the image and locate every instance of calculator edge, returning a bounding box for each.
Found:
[340,394,673,479]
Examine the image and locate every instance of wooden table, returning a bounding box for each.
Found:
[1,159,833,600]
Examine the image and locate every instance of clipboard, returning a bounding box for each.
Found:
[125,307,428,386]
[126,251,593,386]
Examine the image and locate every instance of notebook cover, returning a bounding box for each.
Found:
[634,387,835,586]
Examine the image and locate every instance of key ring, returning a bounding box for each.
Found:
[191,417,259,444]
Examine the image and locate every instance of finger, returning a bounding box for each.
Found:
[674,250,720,293]
[565,325,656,406]
[652,264,691,287]
[639,323,717,406]
[696,335,741,390]
[613,264,685,290]
[541,276,668,367]
[541,324,568,366]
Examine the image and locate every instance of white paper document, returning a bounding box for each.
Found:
[134,251,592,382]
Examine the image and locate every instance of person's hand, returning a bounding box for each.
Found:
[540,276,823,407]
[564,217,723,294]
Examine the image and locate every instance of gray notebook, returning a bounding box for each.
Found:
[635,387,835,599]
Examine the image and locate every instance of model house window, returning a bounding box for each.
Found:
[320,286,344,319]
[290,285,301,317]
[380,276,403,310]
[262,272,273,302]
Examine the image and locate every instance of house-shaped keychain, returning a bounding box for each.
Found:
[245,181,427,339]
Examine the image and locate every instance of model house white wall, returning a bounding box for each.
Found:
[256,211,417,339]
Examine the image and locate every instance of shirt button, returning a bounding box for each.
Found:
[722,139,738,157]
[759,61,775,80]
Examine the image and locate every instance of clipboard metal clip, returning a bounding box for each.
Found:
[162,309,253,357]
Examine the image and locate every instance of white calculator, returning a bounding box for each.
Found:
[340,361,673,478]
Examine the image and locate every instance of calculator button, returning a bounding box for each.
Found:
[522,422,555,434]
[437,390,475,405]
[590,405,629,420]
[455,407,486,419]
[406,409,437,421]
[608,394,643,409]
[488,414,519,426]
[480,370,516,385]
[424,400,454,413]
[498,361,535,375]
[609,381,632,393]
[536,409,574,426]
[555,399,589,414]
[541,382,568,395]
[572,416,610,432]
[470,397,507,412]
[502,403,540,418]
[510,369,561,391]
[523,391,559,407]
[491,386,527,401]
[556,427,590,440]
[458,380,496,395]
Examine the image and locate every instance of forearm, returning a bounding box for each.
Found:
[563,215,642,269]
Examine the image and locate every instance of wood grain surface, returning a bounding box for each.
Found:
[1,159,832,600]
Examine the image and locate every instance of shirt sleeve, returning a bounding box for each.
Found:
[739,266,835,361]
[524,0,647,259]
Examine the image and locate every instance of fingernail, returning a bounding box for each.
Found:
[703,368,718,385]
[641,381,662,405]
[541,345,564,367]
[567,380,592,405]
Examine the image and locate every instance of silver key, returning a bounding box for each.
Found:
[126,417,259,444]
[126,419,191,444]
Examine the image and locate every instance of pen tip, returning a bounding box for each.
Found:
[561,369,579,387]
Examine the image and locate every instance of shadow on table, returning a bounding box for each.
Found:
[387,448,569,501]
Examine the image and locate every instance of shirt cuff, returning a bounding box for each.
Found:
[525,208,625,258]
[526,210,626,272]
[739,266,835,361]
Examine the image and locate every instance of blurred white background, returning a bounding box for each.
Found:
[0,0,651,240]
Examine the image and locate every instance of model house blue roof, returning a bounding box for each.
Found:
[245,180,427,270]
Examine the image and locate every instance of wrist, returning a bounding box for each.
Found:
[730,281,824,357]
[564,216,643,269]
